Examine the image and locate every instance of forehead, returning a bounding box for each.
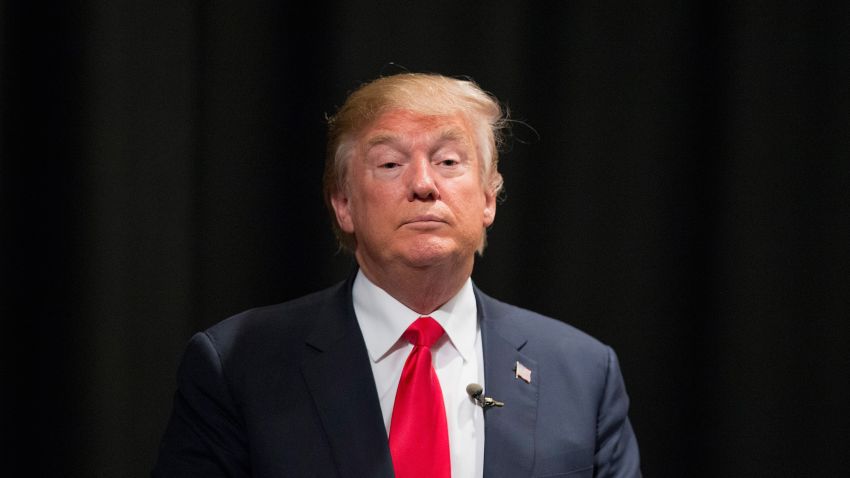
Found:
[358,109,474,148]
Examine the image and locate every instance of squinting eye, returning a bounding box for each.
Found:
[441,159,459,166]
[380,162,400,169]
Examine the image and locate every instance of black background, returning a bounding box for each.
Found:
[3,1,849,476]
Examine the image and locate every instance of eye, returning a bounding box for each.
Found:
[440,158,459,167]
[379,162,401,169]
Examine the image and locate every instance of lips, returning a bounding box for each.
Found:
[401,214,448,228]
[407,214,444,223]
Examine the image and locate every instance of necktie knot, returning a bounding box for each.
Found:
[403,316,444,348]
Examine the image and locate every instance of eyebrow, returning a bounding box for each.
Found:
[364,127,471,150]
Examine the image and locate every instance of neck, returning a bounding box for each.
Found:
[356,255,473,315]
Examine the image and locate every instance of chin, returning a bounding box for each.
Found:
[398,238,466,268]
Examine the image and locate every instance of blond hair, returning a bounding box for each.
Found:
[324,73,507,252]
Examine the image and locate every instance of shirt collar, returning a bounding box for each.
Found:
[352,269,478,364]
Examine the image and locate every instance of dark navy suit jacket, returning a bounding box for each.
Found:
[153,276,640,477]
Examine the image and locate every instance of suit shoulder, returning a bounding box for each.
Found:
[202,280,348,353]
[477,290,610,356]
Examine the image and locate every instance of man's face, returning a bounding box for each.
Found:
[331,109,497,271]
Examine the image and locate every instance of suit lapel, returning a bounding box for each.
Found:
[300,279,395,478]
[478,289,539,478]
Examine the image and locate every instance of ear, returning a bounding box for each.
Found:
[482,186,497,228]
[330,191,355,233]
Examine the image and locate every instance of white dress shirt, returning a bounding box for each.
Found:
[352,269,485,478]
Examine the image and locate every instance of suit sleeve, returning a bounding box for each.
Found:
[152,332,250,478]
[594,346,641,477]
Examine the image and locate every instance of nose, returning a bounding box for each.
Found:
[407,156,440,201]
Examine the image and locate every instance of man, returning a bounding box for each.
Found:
[153,73,640,477]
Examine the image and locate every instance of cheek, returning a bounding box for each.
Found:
[455,191,488,224]
[352,188,394,225]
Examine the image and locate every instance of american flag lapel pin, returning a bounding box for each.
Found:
[514,361,532,383]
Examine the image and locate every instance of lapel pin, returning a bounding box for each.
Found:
[514,361,532,383]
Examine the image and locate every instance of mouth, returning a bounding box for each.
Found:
[401,214,447,228]
[408,214,444,223]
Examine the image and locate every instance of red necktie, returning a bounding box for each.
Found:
[389,316,451,478]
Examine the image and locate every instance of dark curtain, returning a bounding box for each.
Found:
[3,1,848,476]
